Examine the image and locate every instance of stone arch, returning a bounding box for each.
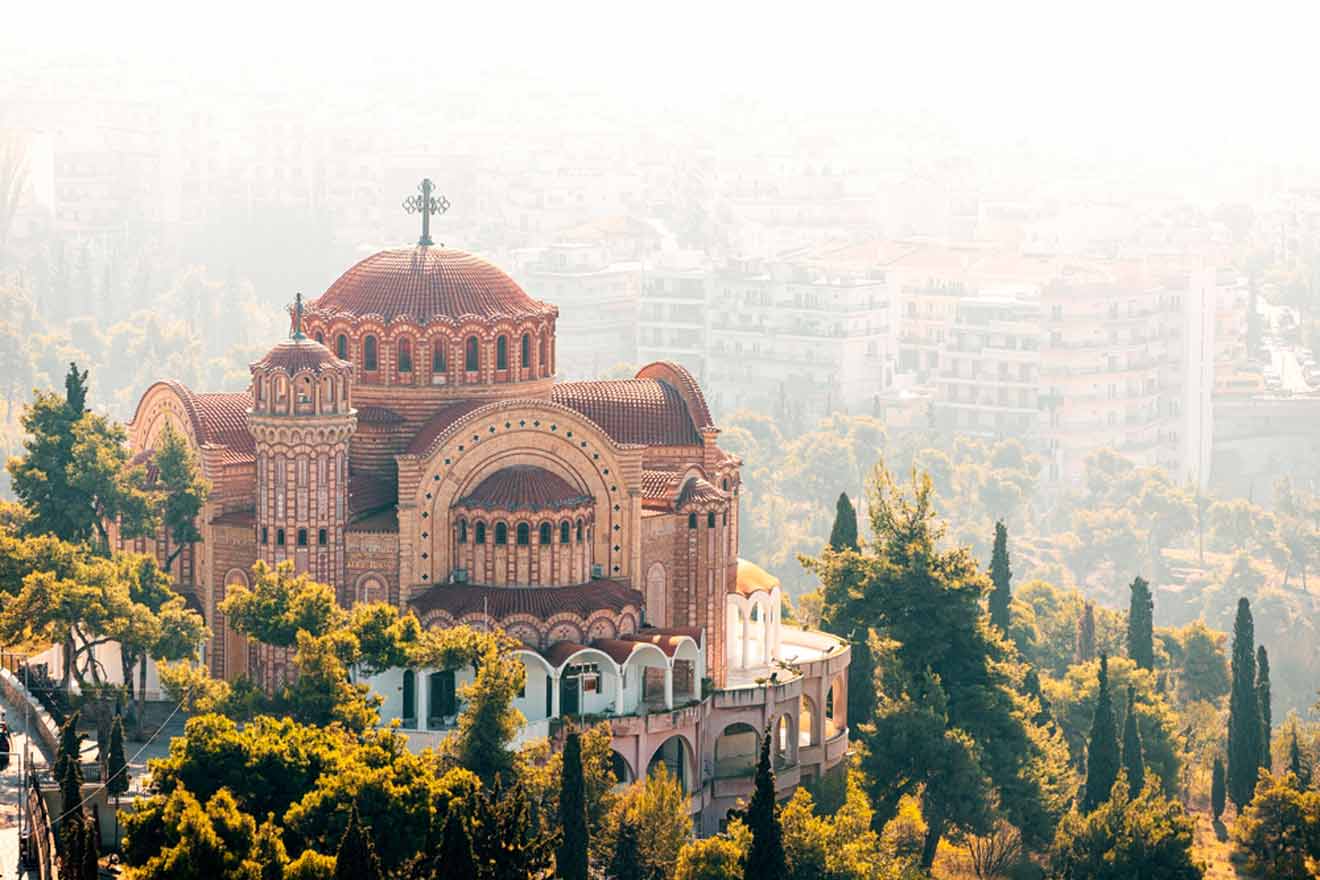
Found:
[644,562,667,628]
[610,749,634,787]
[799,693,818,748]
[129,381,208,458]
[354,572,388,606]
[714,721,759,778]
[635,361,715,430]
[220,568,251,682]
[825,672,846,740]
[773,712,795,767]
[645,733,696,794]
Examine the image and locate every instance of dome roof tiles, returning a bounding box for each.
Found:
[551,379,702,447]
[456,465,592,512]
[409,579,642,623]
[252,337,349,376]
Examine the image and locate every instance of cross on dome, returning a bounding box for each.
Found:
[402,178,450,247]
[292,292,305,340]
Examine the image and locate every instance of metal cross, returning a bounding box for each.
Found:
[402,178,450,247]
[292,292,305,340]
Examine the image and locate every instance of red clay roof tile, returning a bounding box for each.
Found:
[551,379,701,446]
[405,399,489,455]
[456,465,592,512]
[251,337,349,375]
[409,579,642,622]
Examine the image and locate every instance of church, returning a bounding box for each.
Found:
[122,182,850,830]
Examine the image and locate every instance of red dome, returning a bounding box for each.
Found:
[310,246,554,324]
[252,337,349,375]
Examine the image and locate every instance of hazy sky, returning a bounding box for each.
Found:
[7,0,1319,164]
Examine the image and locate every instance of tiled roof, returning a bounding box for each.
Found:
[676,476,726,509]
[211,509,256,528]
[349,471,396,517]
[347,509,399,533]
[551,379,701,446]
[251,337,349,375]
[357,405,404,425]
[641,468,683,500]
[405,399,488,454]
[310,246,555,324]
[409,579,643,622]
[734,558,779,596]
[625,628,703,656]
[456,466,592,512]
[191,391,255,456]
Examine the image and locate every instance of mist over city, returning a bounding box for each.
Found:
[1,5,1319,879]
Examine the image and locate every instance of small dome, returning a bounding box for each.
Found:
[457,466,592,512]
[735,559,780,596]
[252,337,350,376]
[310,246,554,324]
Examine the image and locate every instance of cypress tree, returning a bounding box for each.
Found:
[1211,755,1226,821]
[828,492,859,551]
[106,712,128,799]
[1121,686,1145,795]
[988,520,1012,633]
[744,730,787,880]
[1075,602,1097,664]
[1256,645,1272,771]
[607,816,643,880]
[334,804,384,880]
[54,710,81,791]
[1228,597,1262,810]
[1126,576,1154,670]
[1082,653,1120,812]
[80,811,98,880]
[556,732,589,880]
[1288,727,1310,789]
[437,812,477,880]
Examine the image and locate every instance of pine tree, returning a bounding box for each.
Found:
[557,732,589,880]
[828,492,859,551]
[1126,576,1154,670]
[1228,597,1262,810]
[437,812,477,880]
[8,363,86,542]
[1075,602,1097,664]
[1211,756,1226,821]
[988,520,1012,634]
[1082,653,1120,812]
[106,712,128,799]
[54,709,81,789]
[334,804,384,880]
[1256,645,1272,771]
[608,816,643,880]
[744,730,787,880]
[1121,686,1145,795]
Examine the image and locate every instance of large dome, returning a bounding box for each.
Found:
[310,246,553,324]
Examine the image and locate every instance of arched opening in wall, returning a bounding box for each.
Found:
[475,521,487,544]
[799,694,817,748]
[432,339,446,376]
[714,722,759,778]
[516,522,530,545]
[397,338,413,374]
[363,335,379,371]
[520,333,531,370]
[496,335,509,370]
[775,714,792,769]
[336,334,348,359]
[646,735,692,794]
[465,336,480,372]
[726,602,744,670]
[538,522,552,544]
[610,751,634,789]
[457,519,468,543]
[357,575,385,606]
[825,676,844,740]
[314,331,324,344]
[223,570,251,682]
[428,670,457,727]
[644,563,667,628]
[495,522,509,545]
[539,333,548,375]
[559,521,570,544]
[402,670,417,728]
[575,519,583,543]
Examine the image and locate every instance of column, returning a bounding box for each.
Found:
[664,666,674,710]
[551,675,561,718]
[418,669,429,732]
[615,669,626,715]
[740,610,750,670]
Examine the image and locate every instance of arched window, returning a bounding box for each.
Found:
[560,521,570,544]
[539,333,548,373]
[276,528,286,546]
[688,513,698,529]
[707,511,716,528]
[432,339,446,373]
[465,336,479,372]
[314,331,324,344]
[575,519,584,542]
[398,338,412,373]
[297,528,308,546]
[521,333,531,368]
[318,528,327,545]
[336,334,348,359]
[402,670,416,726]
[363,335,378,371]
[495,522,509,545]
[496,335,509,370]
[539,522,552,544]
[458,519,468,543]
[516,522,530,545]
[475,521,487,544]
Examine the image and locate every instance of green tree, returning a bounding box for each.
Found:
[219,561,342,647]
[742,732,786,880]
[436,812,477,880]
[470,779,556,880]
[334,804,384,880]
[150,421,211,573]
[1076,601,1097,664]
[124,785,275,880]
[1229,597,1263,810]
[1257,645,1273,772]
[448,639,524,787]
[67,410,156,553]
[676,832,746,880]
[557,732,589,880]
[1231,771,1320,879]
[1121,686,1145,795]
[613,763,690,880]
[988,520,1012,633]
[608,816,644,880]
[1126,576,1154,670]
[8,363,88,542]
[828,492,859,551]
[1288,725,1311,789]
[1212,756,1227,822]
[107,710,129,799]
[1083,653,1121,812]
[1050,779,1202,880]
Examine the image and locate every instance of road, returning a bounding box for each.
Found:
[0,692,52,879]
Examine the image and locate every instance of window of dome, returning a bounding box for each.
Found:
[432,340,446,373]
[575,519,584,542]
[315,331,324,344]
[276,528,286,546]
[458,519,468,543]
[364,335,379,371]
[559,521,570,544]
[336,334,348,359]
[261,526,269,544]
[475,521,486,544]
[707,511,716,528]
[496,335,508,370]
[516,522,529,545]
[539,333,548,373]
[495,522,509,545]
[297,528,308,547]
[318,528,327,546]
[398,338,413,373]
[539,522,552,544]
[465,337,479,372]
[688,513,697,529]
[520,333,531,368]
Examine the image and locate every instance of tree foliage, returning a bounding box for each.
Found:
[1229,597,1263,810]
[988,520,1012,634]
[1126,576,1154,671]
[1049,779,1202,880]
[1231,771,1320,879]
[1082,653,1120,812]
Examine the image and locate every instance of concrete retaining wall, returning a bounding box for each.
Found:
[0,667,60,758]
